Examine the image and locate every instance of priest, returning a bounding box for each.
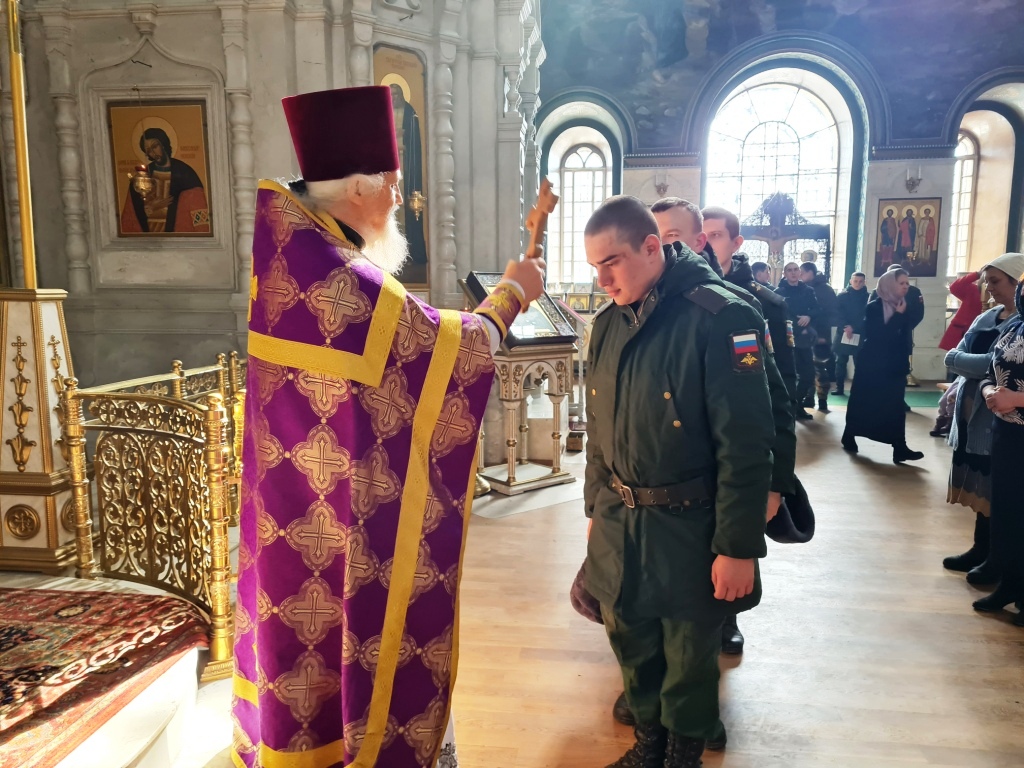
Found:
[231,85,545,768]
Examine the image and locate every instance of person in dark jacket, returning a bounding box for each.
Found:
[842,269,925,463]
[800,262,839,412]
[776,262,820,419]
[647,202,796,673]
[832,272,869,395]
[871,263,925,410]
[751,261,772,287]
[584,196,775,768]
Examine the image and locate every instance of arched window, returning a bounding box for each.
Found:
[948,132,979,277]
[545,127,613,289]
[705,74,852,281]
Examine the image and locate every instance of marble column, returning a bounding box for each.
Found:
[41,5,90,295]
[217,0,257,341]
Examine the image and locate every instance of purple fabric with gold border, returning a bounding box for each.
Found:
[232,181,502,768]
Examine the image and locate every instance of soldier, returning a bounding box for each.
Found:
[584,196,775,768]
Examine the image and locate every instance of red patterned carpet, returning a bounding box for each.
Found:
[0,588,208,767]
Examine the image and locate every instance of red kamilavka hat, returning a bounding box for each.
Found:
[282,86,400,182]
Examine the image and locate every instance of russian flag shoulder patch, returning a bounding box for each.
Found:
[730,331,764,373]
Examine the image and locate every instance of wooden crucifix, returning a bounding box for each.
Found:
[525,178,559,261]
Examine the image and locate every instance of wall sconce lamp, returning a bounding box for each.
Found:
[905,165,922,194]
[654,171,669,197]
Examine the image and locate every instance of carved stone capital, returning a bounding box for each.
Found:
[380,0,422,12]
[128,3,159,37]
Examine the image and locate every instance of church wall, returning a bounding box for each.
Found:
[861,158,956,381]
[621,166,701,207]
[4,1,541,388]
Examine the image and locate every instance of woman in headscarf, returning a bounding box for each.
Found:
[972,270,1024,622]
[842,268,925,463]
[942,253,1024,584]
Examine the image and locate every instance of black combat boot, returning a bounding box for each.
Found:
[817,396,830,413]
[612,691,636,726]
[606,723,667,768]
[943,514,989,573]
[721,614,743,655]
[663,732,705,768]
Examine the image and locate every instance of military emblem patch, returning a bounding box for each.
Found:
[785,320,796,348]
[764,321,774,354]
[731,331,764,373]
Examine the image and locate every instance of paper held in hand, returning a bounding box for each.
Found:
[841,330,861,347]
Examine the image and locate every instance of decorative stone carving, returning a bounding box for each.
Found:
[347,2,375,88]
[381,0,422,12]
[217,0,257,301]
[130,3,159,37]
[40,6,91,295]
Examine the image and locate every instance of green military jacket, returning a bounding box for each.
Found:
[584,246,775,620]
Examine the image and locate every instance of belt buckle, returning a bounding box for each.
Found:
[619,485,636,509]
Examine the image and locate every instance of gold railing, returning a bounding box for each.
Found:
[61,379,235,681]
[82,354,248,526]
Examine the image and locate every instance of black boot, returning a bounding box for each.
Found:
[817,396,830,413]
[612,691,636,726]
[841,429,858,453]
[606,722,667,768]
[802,394,815,408]
[892,444,924,464]
[972,581,1022,613]
[966,560,1000,586]
[943,514,990,572]
[721,614,743,655]
[796,408,814,421]
[831,385,845,396]
[663,732,705,768]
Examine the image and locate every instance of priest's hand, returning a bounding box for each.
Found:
[711,555,755,602]
[503,249,546,305]
[766,491,781,522]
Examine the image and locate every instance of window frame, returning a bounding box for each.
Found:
[948,130,979,278]
[550,140,612,288]
[705,81,843,273]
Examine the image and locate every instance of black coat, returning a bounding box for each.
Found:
[776,279,820,348]
[845,300,912,445]
[808,274,839,340]
[836,286,869,333]
[870,284,924,355]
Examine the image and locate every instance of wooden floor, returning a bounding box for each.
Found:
[453,405,1024,768]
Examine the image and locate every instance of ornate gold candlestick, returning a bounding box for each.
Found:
[0,1,77,573]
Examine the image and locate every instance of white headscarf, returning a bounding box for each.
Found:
[875,270,906,323]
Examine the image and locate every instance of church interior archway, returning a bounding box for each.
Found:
[704,66,862,285]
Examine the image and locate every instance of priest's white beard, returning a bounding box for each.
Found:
[362,213,409,276]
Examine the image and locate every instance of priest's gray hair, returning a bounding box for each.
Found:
[298,173,387,213]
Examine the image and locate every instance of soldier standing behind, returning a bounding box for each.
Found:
[583,196,775,768]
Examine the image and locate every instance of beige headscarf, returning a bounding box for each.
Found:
[875,270,906,322]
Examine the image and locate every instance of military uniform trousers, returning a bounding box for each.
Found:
[794,346,816,405]
[813,337,836,397]
[601,602,724,740]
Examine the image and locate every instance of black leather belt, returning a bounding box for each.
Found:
[610,473,712,510]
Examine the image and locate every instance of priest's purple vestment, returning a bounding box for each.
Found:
[232,180,522,768]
